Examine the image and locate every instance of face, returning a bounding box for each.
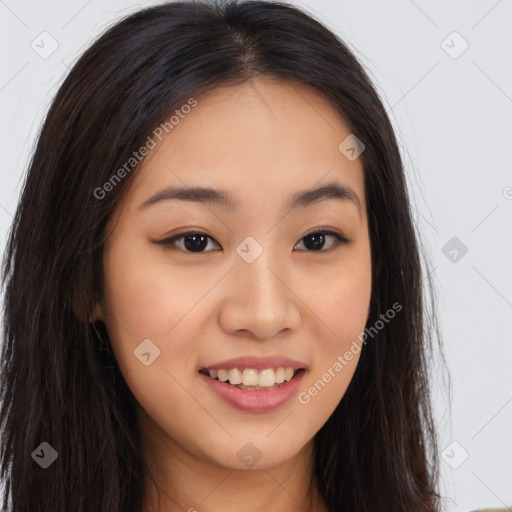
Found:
[95,77,372,473]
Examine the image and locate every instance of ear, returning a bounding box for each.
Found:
[88,300,105,323]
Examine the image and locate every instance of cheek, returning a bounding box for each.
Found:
[302,241,372,347]
[102,236,204,336]
[100,240,211,436]
[296,281,367,436]
[312,274,371,336]
[296,244,371,425]
[100,237,203,377]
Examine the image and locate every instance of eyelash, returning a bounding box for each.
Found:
[154,227,350,253]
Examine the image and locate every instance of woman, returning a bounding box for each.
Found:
[0,0,449,510]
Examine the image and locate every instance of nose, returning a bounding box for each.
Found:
[218,249,302,340]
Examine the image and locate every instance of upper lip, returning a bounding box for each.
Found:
[200,356,308,371]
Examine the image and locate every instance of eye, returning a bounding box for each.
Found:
[154,228,350,253]
[154,230,221,253]
[293,229,349,252]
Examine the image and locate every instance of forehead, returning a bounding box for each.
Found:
[122,77,366,215]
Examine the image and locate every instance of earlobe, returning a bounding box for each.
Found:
[88,301,105,323]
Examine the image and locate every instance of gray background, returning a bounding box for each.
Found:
[0,0,511,510]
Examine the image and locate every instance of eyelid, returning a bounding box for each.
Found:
[153,228,221,251]
[302,226,350,243]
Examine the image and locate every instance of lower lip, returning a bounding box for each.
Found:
[199,370,305,412]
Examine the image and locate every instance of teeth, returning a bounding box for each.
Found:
[242,368,259,386]
[206,367,299,387]
[228,368,243,385]
[258,369,275,387]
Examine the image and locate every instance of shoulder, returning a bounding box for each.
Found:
[469,509,512,512]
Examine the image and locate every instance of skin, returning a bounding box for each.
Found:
[92,77,372,512]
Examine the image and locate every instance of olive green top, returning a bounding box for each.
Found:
[470,508,512,511]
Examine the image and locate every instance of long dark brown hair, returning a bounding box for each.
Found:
[0,1,447,510]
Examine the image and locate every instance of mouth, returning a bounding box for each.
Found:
[198,365,307,412]
[198,367,305,391]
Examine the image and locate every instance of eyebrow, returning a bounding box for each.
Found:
[138,181,362,217]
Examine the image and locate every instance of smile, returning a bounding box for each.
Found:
[199,367,306,412]
[199,367,302,390]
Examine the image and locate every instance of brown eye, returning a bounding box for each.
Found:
[155,231,221,253]
[154,228,349,254]
[294,230,349,252]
